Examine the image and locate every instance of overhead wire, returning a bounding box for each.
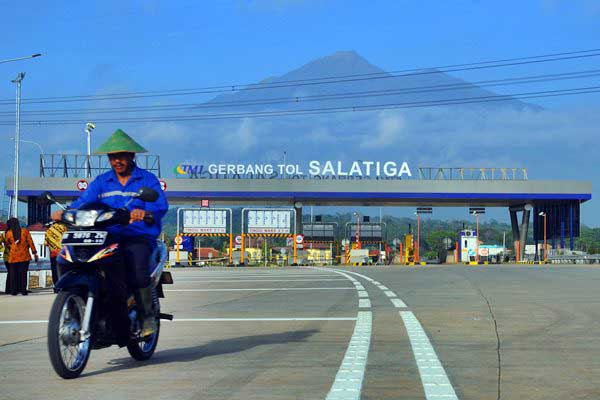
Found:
[1,85,598,126]
[1,68,599,116]
[0,48,600,105]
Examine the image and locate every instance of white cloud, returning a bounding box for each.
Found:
[224,118,258,153]
[361,110,405,149]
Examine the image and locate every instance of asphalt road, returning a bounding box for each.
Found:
[1,264,600,400]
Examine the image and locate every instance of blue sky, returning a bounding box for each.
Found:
[1,0,599,225]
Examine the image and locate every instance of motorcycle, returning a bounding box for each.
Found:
[44,187,173,379]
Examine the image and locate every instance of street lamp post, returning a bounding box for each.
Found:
[85,122,96,178]
[10,138,45,176]
[539,212,547,263]
[0,54,41,65]
[3,54,42,218]
[10,73,25,218]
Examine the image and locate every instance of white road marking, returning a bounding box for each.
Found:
[390,298,408,308]
[170,317,357,322]
[338,270,410,309]
[354,285,365,291]
[173,274,338,278]
[400,311,459,400]
[358,299,371,308]
[321,268,373,399]
[175,278,348,283]
[323,268,456,399]
[357,291,368,298]
[326,311,372,400]
[0,317,358,325]
[166,287,354,292]
[0,320,47,324]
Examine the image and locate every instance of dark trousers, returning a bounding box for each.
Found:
[50,257,58,290]
[105,257,130,346]
[8,262,29,294]
[4,262,11,294]
[121,237,153,289]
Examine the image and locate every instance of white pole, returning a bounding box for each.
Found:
[11,73,24,218]
[283,151,287,179]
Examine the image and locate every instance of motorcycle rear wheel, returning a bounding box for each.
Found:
[47,289,91,379]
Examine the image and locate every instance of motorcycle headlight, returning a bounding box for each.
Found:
[63,211,76,223]
[75,210,99,227]
[96,211,115,223]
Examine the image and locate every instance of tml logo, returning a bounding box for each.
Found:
[174,163,204,178]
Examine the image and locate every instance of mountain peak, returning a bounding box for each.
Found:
[282,50,386,81]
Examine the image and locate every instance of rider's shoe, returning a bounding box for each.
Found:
[136,286,157,337]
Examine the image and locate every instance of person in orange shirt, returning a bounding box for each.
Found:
[5,218,38,295]
[0,229,11,294]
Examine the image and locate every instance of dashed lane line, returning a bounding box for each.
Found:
[400,311,459,400]
[358,299,372,308]
[325,269,372,400]
[334,269,459,400]
[390,298,408,308]
[326,311,372,400]
[357,291,369,298]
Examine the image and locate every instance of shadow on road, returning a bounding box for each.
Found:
[83,328,319,378]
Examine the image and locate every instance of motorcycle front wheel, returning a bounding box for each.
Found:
[47,289,91,379]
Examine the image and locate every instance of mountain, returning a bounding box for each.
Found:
[199,50,537,113]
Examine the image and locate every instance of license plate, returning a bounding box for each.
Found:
[61,231,108,246]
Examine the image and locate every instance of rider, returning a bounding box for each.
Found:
[52,129,168,337]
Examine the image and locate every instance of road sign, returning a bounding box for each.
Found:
[469,207,486,215]
[286,237,294,247]
[159,179,167,191]
[183,209,227,233]
[235,235,242,245]
[416,207,433,214]
[247,209,292,234]
[201,199,209,207]
[295,234,304,244]
[174,236,183,245]
[76,179,88,191]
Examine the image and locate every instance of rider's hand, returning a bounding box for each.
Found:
[51,210,64,221]
[129,209,146,223]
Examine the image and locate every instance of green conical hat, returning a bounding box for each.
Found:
[94,129,148,154]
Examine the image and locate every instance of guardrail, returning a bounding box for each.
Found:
[417,167,528,180]
[40,154,161,178]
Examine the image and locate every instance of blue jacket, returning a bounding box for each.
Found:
[70,166,168,240]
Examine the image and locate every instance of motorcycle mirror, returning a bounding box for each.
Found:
[43,191,57,204]
[136,187,159,202]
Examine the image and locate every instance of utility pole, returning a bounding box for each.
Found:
[10,73,25,218]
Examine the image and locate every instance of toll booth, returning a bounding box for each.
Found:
[458,229,478,262]
[303,220,338,265]
[345,219,387,265]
